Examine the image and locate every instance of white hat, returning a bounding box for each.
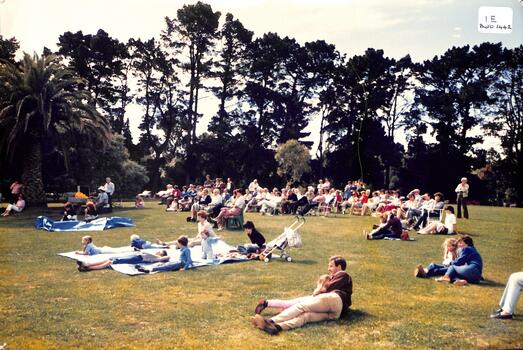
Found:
[98,186,105,191]
[461,177,468,182]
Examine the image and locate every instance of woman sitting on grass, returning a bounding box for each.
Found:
[1,193,25,216]
[414,238,458,278]
[417,206,457,235]
[77,250,170,272]
[365,209,403,240]
[237,221,266,255]
[61,202,77,221]
[436,235,483,286]
[84,201,98,222]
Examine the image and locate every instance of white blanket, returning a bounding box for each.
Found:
[59,240,250,275]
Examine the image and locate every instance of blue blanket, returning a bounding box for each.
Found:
[35,216,135,232]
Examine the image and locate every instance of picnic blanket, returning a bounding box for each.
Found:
[59,240,250,275]
[35,216,135,232]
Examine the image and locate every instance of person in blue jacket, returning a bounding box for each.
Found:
[436,235,483,286]
[135,236,193,273]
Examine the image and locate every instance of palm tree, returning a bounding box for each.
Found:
[0,53,111,205]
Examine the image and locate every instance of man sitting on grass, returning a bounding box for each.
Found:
[251,255,352,335]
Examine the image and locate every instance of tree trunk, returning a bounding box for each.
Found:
[22,140,46,206]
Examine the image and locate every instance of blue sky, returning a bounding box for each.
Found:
[1,0,522,152]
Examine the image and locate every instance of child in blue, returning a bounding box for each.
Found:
[75,235,118,255]
[200,229,219,260]
[130,234,167,250]
[136,236,193,273]
[436,235,483,285]
[75,235,101,255]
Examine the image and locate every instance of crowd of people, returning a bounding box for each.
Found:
[3,173,520,333]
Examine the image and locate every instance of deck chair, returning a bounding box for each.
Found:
[318,195,336,217]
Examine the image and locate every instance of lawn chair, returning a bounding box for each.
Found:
[318,195,336,217]
[425,208,444,227]
[226,203,246,230]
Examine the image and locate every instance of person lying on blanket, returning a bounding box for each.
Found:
[135,236,193,273]
[130,234,168,250]
[77,250,169,272]
[75,236,118,255]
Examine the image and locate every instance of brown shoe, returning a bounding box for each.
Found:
[261,318,281,335]
[251,314,265,329]
[414,264,427,278]
[255,299,267,315]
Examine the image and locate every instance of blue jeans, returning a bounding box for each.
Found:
[413,211,428,229]
[111,255,144,265]
[237,244,260,254]
[408,208,422,222]
[150,261,183,273]
[446,264,481,283]
[143,242,166,249]
[426,263,448,277]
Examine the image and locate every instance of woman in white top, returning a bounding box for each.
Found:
[455,177,469,219]
[418,206,457,235]
[2,193,26,216]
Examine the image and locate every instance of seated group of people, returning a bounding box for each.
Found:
[414,236,483,285]
[362,187,454,241]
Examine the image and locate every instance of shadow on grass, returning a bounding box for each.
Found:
[344,308,372,323]
[292,259,318,265]
[480,278,506,288]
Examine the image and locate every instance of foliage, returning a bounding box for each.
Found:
[0,53,111,205]
[275,139,311,185]
[0,35,19,63]
[1,4,522,205]
[57,29,132,134]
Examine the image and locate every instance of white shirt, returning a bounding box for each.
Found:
[210,194,223,206]
[455,183,469,198]
[234,195,246,208]
[198,221,216,238]
[104,182,115,195]
[444,213,457,234]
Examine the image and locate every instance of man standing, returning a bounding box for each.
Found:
[455,177,469,219]
[251,255,352,335]
[103,177,115,212]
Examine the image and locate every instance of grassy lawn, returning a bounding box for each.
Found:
[0,204,522,349]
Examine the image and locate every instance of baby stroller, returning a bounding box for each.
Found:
[261,216,305,263]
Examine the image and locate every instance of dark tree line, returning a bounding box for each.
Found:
[1,1,522,205]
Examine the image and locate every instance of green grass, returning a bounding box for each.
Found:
[0,204,522,349]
